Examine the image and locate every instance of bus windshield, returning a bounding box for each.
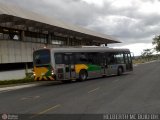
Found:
[33,49,50,66]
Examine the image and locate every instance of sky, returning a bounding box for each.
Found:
[1,0,160,56]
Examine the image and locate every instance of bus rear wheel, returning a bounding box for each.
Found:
[79,70,88,81]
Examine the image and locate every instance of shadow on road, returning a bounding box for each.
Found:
[37,73,131,87]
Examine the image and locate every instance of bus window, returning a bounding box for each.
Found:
[87,52,100,65]
[87,53,96,64]
[88,53,94,64]
[107,53,116,64]
[124,53,129,64]
[64,54,75,64]
[33,49,50,66]
[80,53,88,63]
[76,53,88,64]
[114,53,124,64]
[55,53,64,64]
[128,53,132,63]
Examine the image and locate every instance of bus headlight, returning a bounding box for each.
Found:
[33,71,36,76]
[51,67,54,75]
[51,70,54,75]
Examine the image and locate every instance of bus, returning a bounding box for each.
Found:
[33,47,133,82]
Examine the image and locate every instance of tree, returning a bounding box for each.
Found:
[152,35,160,52]
[141,49,153,61]
[141,49,153,58]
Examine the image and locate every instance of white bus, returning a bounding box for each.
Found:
[33,47,133,82]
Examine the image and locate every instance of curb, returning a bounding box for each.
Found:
[0,81,61,93]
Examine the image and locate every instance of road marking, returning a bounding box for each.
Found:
[0,90,11,93]
[30,104,61,119]
[133,64,138,67]
[88,87,99,93]
[113,80,119,83]
[20,96,40,100]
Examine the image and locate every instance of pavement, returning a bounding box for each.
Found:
[0,61,160,116]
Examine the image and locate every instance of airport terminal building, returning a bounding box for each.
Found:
[0,3,119,70]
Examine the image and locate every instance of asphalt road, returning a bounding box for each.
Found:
[0,61,160,116]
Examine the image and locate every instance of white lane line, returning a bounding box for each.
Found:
[30,104,61,119]
[88,87,100,93]
[133,64,138,67]
[20,96,40,101]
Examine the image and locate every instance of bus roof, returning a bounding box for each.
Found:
[35,47,130,53]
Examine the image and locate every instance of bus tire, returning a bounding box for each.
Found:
[79,70,88,81]
[117,67,123,76]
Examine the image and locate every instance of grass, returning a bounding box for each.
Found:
[133,59,146,64]
[0,75,35,86]
[133,57,160,64]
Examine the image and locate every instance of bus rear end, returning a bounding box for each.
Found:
[33,49,55,81]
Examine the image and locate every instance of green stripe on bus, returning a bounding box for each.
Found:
[45,65,52,76]
[87,64,102,71]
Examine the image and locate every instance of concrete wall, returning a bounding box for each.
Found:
[0,69,32,80]
[0,40,56,63]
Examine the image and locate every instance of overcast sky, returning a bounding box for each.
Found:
[1,0,160,55]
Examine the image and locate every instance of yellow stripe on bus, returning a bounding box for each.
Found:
[75,64,88,73]
[49,76,54,80]
[34,76,38,80]
[43,76,47,80]
[39,76,42,80]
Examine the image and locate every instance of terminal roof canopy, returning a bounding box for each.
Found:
[0,3,120,44]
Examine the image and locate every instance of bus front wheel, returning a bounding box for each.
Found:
[79,70,88,81]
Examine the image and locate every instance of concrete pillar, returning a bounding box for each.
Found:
[67,37,70,46]
[21,31,25,41]
[48,34,52,44]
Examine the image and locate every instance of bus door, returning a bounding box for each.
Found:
[98,53,106,75]
[64,53,76,80]
[124,52,133,71]
[128,53,133,70]
[106,53,117,75]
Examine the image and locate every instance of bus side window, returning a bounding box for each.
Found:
[97,53,104,66]
[79,53,88,63]
[64,54,75,64]
[70,54,75,64]
[88,53,94,64]
[75,53,88,64]
[114,53,124,64]
[128,53,132,63]
[107,53,116,64]
[124,53,129,64]
[55,53,64,64]
[88,53,99,65]
[64,55,69,65]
